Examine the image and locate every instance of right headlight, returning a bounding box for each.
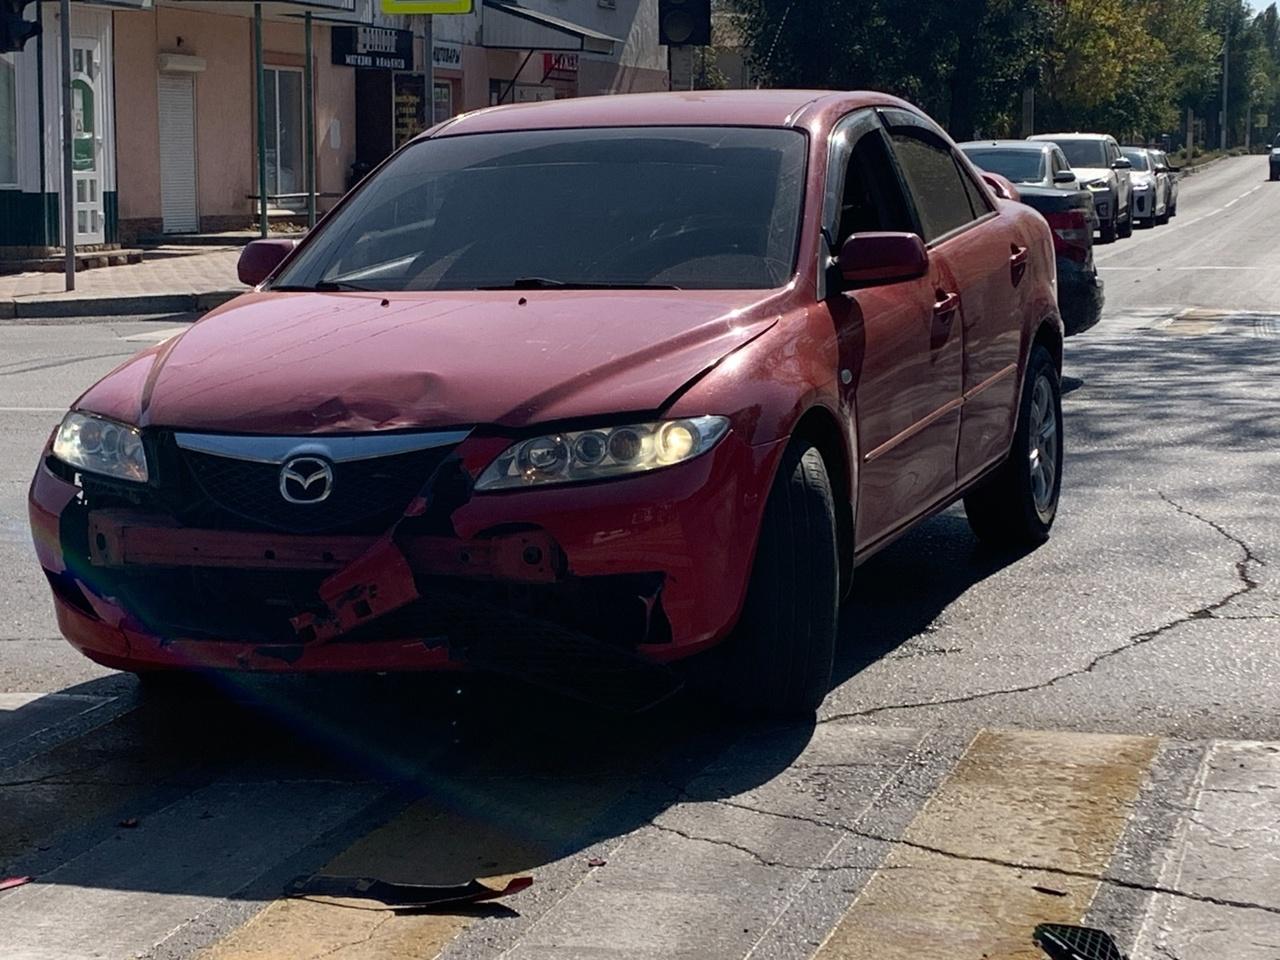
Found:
[475,416,730,491]
[52,411,149,483]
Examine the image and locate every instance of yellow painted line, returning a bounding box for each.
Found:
[815,729,1158,960]
[200,775,636,960]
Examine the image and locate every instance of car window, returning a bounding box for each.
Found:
[1054,149,1070,173]
[1057,139,1107,168]
[833,126,915,244]
[959,147,1044,184]
[1122,149,1150,171]
[889,130,978,242]
[273,126,808,292]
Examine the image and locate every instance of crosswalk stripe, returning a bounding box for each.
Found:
[0,779,387,960]
[813,729,1158,960]
[1132,740,1280,960]
[198,769,653,960]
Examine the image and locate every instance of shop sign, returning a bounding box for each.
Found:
[331,26,414,71]
[542,52,578,81]
[432,41,463,70]
[381,0,473,13]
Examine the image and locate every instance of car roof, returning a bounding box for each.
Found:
[1030,132,1111,141]
[422,89,903,138]
[960,140,1049,151]
[1121,145,1152,152]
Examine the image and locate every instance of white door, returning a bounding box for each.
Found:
[158,72,198,233]
[70,39,105,244]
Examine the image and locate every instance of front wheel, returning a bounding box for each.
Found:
[964,345,1063,548]
[1099,215,1118,244]
[713,442,839,719]
[1118,204,1134,238]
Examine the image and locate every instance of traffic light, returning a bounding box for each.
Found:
[0,0,40,53]
[658,0,711,47]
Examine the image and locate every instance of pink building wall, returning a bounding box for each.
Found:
[113,6,354,236]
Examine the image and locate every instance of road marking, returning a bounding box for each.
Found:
[119,326,188,343]
[813,729,1157,960]
[1094,180,1264,263]
[199,766,653,960]
[0,780,387,960]
[1133,741,1280,960]
[0,406,66,412]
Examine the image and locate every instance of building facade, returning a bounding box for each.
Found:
[0,0,668,254]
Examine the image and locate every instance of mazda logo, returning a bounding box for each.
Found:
[279,457,334,504]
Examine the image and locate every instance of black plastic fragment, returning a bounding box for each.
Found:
[1034,923,1127,960]
[287,874,532,910]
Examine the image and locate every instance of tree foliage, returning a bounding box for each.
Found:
[734,0,1280,147]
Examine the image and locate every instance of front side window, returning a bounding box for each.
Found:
[890,131,976,242]
[832,124,914,244]
[1058,139,1107,169]
[961,148,1045,184]
[0,53,17,187]
[274,126,808,291]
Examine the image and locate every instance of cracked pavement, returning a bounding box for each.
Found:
[2,157,1280,959]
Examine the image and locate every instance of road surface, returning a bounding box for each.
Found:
[1,155,1277,960]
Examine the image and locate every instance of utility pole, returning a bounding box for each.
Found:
[59,0,74,290]
[1220,29,1230,151]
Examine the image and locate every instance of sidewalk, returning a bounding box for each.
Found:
[0,248,245,320]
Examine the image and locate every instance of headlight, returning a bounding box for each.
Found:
[52,411,148,483]
[475,416,730,491]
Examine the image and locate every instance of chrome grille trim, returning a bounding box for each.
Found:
[173,430,473,465]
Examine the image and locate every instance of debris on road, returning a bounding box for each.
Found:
[587,857,607,868]
[1030,884,1068,897]
[117,817,140,829]
[286,874,533,910]
[0,876,33,892]
[1034,923,1126,960]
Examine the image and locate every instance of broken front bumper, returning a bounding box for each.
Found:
[30,430,785,675]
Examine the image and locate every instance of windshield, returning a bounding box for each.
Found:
[1057,140,1107,168]
[273,126,807,292]
[1122,148,1151,171]
[961,148,1046,183]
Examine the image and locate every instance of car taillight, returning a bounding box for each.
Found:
[1044,210,1090,263]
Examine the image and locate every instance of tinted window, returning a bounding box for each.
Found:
[890,132,976,242]
[1122,148,1150,171]
[1057,139,1107,168]
[274,126,807,292]
[835,128,915,242]
[961,147,1045,184]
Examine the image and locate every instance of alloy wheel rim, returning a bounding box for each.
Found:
[1028,374,1059,523]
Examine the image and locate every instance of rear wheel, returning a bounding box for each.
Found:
[714,442,839,719]
[1099,214,1118,244]
[964,345,1063,548]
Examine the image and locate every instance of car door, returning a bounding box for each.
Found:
[880,109,1024,487]
[819,110,962,550]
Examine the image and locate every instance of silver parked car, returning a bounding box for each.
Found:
[1122,147,1171,226]
[959,140,1080,190]
[1030,133,1134,243]
[1152,149,1179,216]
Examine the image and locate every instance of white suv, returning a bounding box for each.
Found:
[1029,133,1133,243]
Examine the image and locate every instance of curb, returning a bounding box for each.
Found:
[0,290,239,321]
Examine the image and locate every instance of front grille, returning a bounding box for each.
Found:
[180,445,454,534]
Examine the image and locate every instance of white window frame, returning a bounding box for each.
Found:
[0,52,19,189]
[261,64,306,199]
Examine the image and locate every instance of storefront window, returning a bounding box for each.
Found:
[0,53,17,187]
[262,66,305,198]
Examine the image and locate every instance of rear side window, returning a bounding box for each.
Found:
[889,131,977,242]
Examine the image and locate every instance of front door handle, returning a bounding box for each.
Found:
[933,291,960,319]
[1009,244,1028,286]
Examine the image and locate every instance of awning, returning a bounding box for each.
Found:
[482,0,620,54]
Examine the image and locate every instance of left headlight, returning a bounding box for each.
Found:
[52,411,148,483]
[475,416,730,492]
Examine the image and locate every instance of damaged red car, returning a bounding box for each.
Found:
[29,90,1064,717]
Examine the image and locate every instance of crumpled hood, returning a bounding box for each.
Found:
[76,289,781,434]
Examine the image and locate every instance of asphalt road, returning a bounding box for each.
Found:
[1,156,1277,960]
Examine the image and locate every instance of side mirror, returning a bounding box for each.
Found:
[1111,158,1132,170]
[1053,170,1076,184]
[838,232,929,288]
[237,239,297,287]
[980,172,1020,201]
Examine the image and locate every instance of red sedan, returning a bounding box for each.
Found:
[29,90,1063,717]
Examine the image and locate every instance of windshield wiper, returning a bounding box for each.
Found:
[478,277,682,291]
[270,280,381,292]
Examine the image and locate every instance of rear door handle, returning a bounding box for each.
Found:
[1009,244,1028,286]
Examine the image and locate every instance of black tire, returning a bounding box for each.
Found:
[1099,215,1117,244]
[1118,203,1134,238]
[714,442,839,719]
[964,345,1063,548]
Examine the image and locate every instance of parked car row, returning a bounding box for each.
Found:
[959,133,1181,337]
